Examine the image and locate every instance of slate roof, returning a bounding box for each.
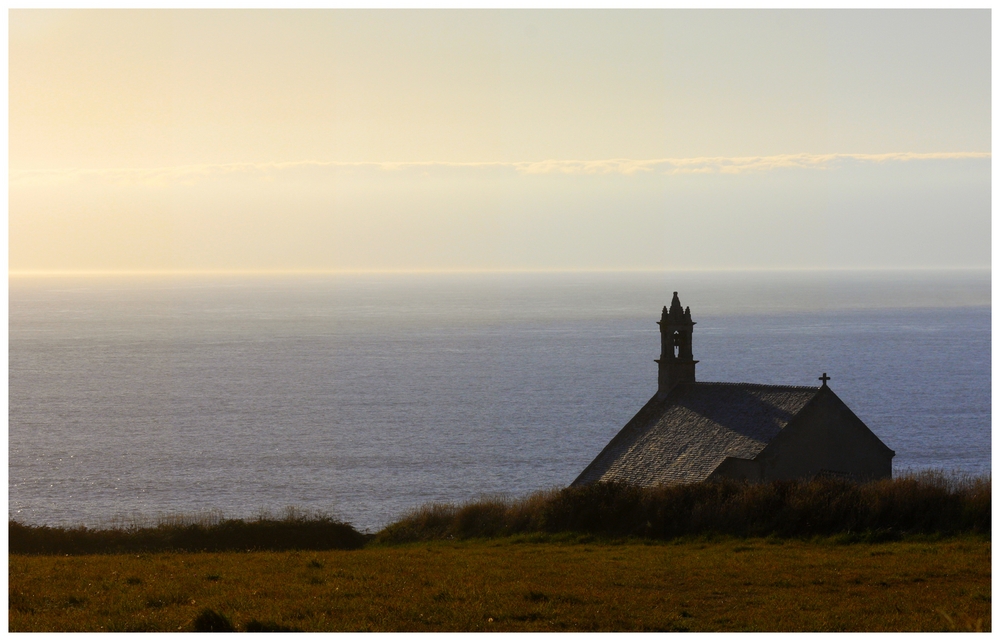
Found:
[572,382,821,487]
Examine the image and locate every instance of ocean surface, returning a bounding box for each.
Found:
[9,270,991,532]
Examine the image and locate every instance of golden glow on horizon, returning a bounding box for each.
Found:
[10,151,992,187]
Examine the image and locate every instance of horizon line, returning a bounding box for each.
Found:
[8,266,991,278]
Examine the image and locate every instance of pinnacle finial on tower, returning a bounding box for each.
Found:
[668,292,683,319]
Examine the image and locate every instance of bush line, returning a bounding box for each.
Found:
[10,472,990,554]
[376,472,990,543]
[9,513,368,555]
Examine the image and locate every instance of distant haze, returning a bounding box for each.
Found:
[9,10,990,273]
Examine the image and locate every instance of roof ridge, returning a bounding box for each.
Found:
[690,381,820,390]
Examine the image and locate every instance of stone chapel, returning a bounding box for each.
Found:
[573,292,894,487]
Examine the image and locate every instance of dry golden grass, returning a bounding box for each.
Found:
[379,474,991,543]
[9,536,990,632]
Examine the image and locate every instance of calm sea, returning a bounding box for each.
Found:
[8,270,991,532]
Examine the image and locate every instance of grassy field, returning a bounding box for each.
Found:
[9,536,990,632]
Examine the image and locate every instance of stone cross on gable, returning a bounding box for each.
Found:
[819,372,831,387]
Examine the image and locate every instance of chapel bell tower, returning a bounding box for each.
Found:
[656,292,697,395]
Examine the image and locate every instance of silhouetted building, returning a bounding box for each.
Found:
[573,292,894,487]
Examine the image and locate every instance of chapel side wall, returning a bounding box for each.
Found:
[753,391,893,481]
[709,456,763,482]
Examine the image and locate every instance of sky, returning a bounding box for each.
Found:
[8,10,991,273]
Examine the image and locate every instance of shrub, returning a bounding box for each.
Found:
[9,511,368,555]
[192,608,236,632]
[375,472,990,543]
